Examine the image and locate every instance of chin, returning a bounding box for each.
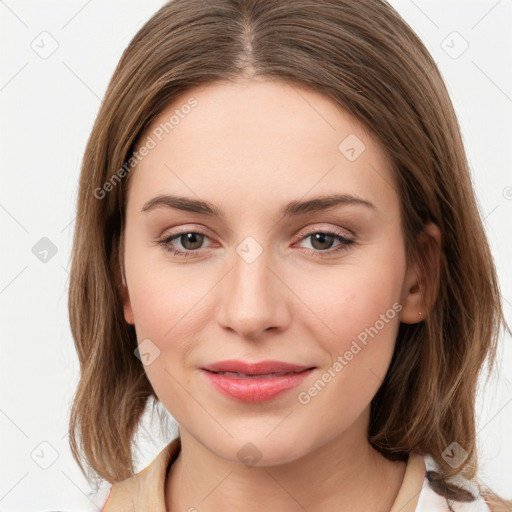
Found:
[211,433,311,468]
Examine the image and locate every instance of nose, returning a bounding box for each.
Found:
[216,243,291,341]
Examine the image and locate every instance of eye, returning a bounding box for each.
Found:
[156,227,356,259]
[157,230,212,258]
[295,230,355,256]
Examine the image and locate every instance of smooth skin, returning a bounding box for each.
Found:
[121,78,441,511]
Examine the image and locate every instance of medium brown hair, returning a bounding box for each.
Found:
[68,0,510,504]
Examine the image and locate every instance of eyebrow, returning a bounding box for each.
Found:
[141,193,376,219]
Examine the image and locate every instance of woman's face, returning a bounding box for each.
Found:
[122,78,420,465]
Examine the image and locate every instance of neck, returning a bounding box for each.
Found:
[165,409,407,512]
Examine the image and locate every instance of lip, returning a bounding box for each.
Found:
[201,359,313,375]
[200,360,315,403]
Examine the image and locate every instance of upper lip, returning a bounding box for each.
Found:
[201,360,315,375]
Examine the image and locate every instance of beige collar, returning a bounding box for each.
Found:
[103,436,181,512]
[103,439,425,512]
[390,453,426,512]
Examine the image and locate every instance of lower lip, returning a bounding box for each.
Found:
[201,369,314,402]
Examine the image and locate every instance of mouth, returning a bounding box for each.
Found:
[201,359,315,375]
[205,370,307,379]
[200,360,316,402]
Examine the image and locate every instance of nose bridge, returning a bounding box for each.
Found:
[216,235,288,339]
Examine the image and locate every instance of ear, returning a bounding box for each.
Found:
[114,229,135,325]
[120,270,135,325]
[400,221,441,324]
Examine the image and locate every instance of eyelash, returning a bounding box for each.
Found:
[156,228,355,259]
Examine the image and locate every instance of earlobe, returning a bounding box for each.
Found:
[400,276,426,324]
[399,222,442,324]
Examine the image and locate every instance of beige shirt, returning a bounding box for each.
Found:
[101,437,493,511]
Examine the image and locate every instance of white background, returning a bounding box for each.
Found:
[0,0,511,510]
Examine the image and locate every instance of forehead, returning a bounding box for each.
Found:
[127,78,398,216]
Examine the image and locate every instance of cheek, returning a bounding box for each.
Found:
[122,237,212,395]
[124,257,208,413]
[338,269,403,346]
[291,245,404,342]
[124,229,210,339]
[128,272,207,339]
[294,255,405,415]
